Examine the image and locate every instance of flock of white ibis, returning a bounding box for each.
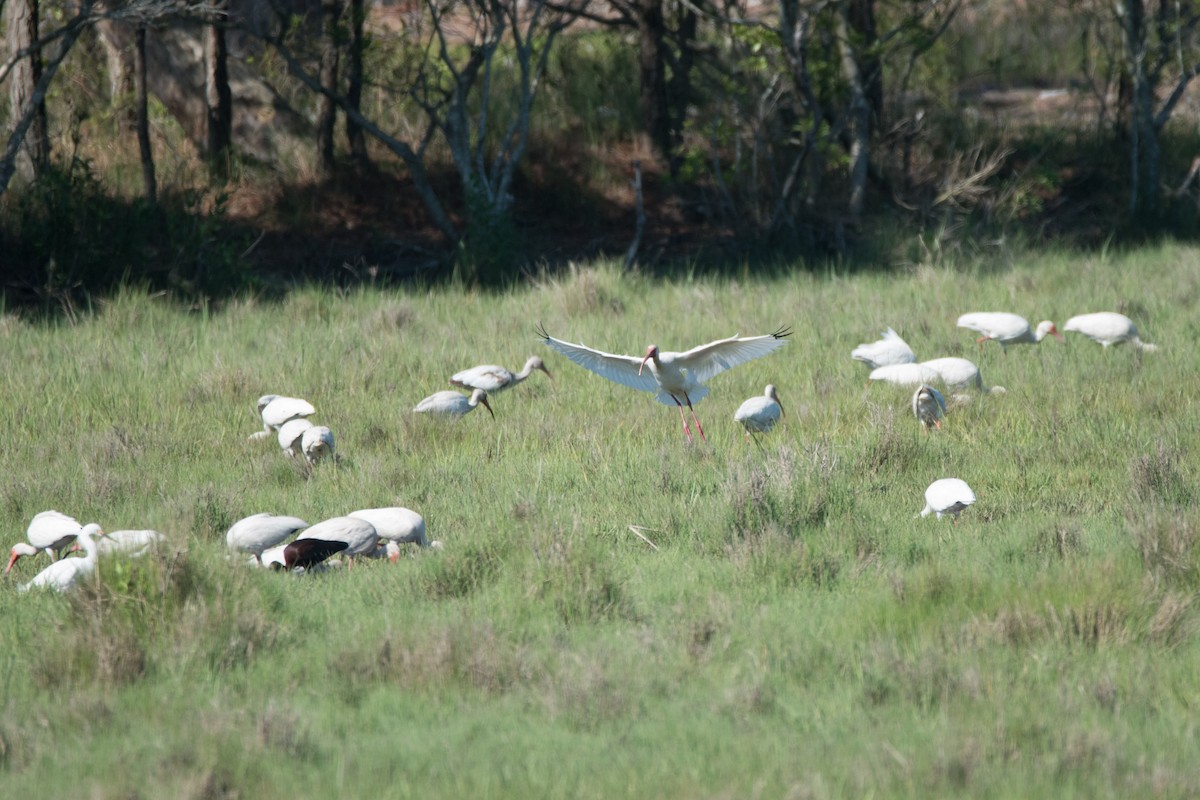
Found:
[6,308,1157,592]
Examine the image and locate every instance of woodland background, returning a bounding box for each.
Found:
[4,0,1200,307]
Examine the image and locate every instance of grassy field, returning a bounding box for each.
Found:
[2,245,1199,798]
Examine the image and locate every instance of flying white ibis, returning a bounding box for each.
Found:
[851,327,917,368]
[250,395,316,441]
[920,357,1005,394]
[413,389,495,419]
[5,510,84,574]
[868,363,943,387]
[912,384,946,431]
[538,323,791,443]
[19,524,105,593]
[956,312,1062,353]
[348,506,441,550]
[278,418,313,457]
[734,385,784,435]
[297,516,380,565]
[226,513,309,565]
[93,529,164,558]
[301,425,335,466]
[450,356,553,395]
[1063,312,1158,351]
[919,478,976,522]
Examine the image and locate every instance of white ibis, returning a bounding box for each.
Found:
[414,389,495,419]
[278,418,313,457]
[301,425,335,466]
[919,478,976,522]
[912,384,946,431]
[1063,312,1158,351]
[956,313,1062,353]
[348,506,441,549]
[920,357,1005,394]
[868,363,942,387]
[94,529,163,558]
[297,516,380,565]
[450,356,553,395]
[6,510,83,574]
[851,327,917,368]
[734,385,784,435]
[250,395,316,441]
[226,513,309,565]
[538,323,791,443]
[19,524,105,593]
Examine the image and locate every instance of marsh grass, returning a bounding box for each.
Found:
[2,246,1200,797]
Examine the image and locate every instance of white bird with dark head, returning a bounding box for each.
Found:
[851,327,916,368]
[250,395,316,441]
[912,384,946,431]
[450,356,553,395]
[920,478,976,522]
[957,312,1062,353]
[538,324,791,443]
[226,513,309,565]
[414,389,495,419]
[19,524,105,593]
[6,510,83,574]
[1063,312,1157,351]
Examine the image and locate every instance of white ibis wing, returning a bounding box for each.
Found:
[673,327,791,385]
[450,365,508,392]
[537,326,659,394]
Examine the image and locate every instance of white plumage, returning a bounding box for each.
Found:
[414,389,495,419]
[6,510,84,574]
[538,324,791,443]
[301,425,335,465]
[734,385,784,435]
[19,524,105,593]
[920,478,977,521]
[250,395,316,440]
[956,312,1062,352]
[450,356,553,394]
[920,357,1006,394]
[95,529,164,558]
[297,516,380,562]
[1063,312,1157,351]
[912,384,946,431]
[851,327,917,368]
[868,363,942,387]
[348,507,441,549]
[226,513,309,564]
[277,418,313,457]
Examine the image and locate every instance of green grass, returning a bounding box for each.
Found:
[2,245,1200,798]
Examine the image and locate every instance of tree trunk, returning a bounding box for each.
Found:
[135,26,157,204]
[317,0,343,173]
[345,0,368,164]
[836,2,871,221]
[1120,0,1159,216]
[204,0,233,177]
[5,0,50,180]
[635,0,672,165]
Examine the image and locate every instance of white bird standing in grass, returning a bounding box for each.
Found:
[297,517,380,566]
[912,384,946,431]
[1063,312,1158,351]
[278,418,313,458]
[919,478,976,522]
[301,425,335,465]
[348,507,441,550]
[851,327,917,368]
[5,510,84,574]
[450,356,554,395]
[734,385,784,436]
[920,357,1005,394]
[868,362,943,387]
[414,389,495,419]
[538,324,791,444]
[250,395,316,440]
[956,312,1062,353]
[226,513,309,565]
[19,524,105,593]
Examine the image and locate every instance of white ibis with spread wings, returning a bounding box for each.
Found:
[537,324,791,443]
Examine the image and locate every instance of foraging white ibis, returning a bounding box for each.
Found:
[956,312,1062,353]
[19,524,105,593]
[226,513,309,565]
[868,363,942,387]
[851,327,917,368]
[920,357,1005,394]
[301,425,335,466]
[912,384,946,431]
[348,506,441,550]
[250,395,316,441]
[5,510,83,574]
[413,389,495,419]
[297,516,380,565]
[538,323,791,443]
[919,478,976,521]
[278,418,313,457]
[734,385,784,435]
[450,356,553,395]
[1063,312,1158,351]
[94,529,163,558]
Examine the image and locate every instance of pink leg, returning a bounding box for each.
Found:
[671,396,693,442]
[685,394,707,442]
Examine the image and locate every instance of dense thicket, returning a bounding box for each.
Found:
[4,0,1200,306]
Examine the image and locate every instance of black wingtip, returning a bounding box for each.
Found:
[773,326,793,339]
[535,322,550,341]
